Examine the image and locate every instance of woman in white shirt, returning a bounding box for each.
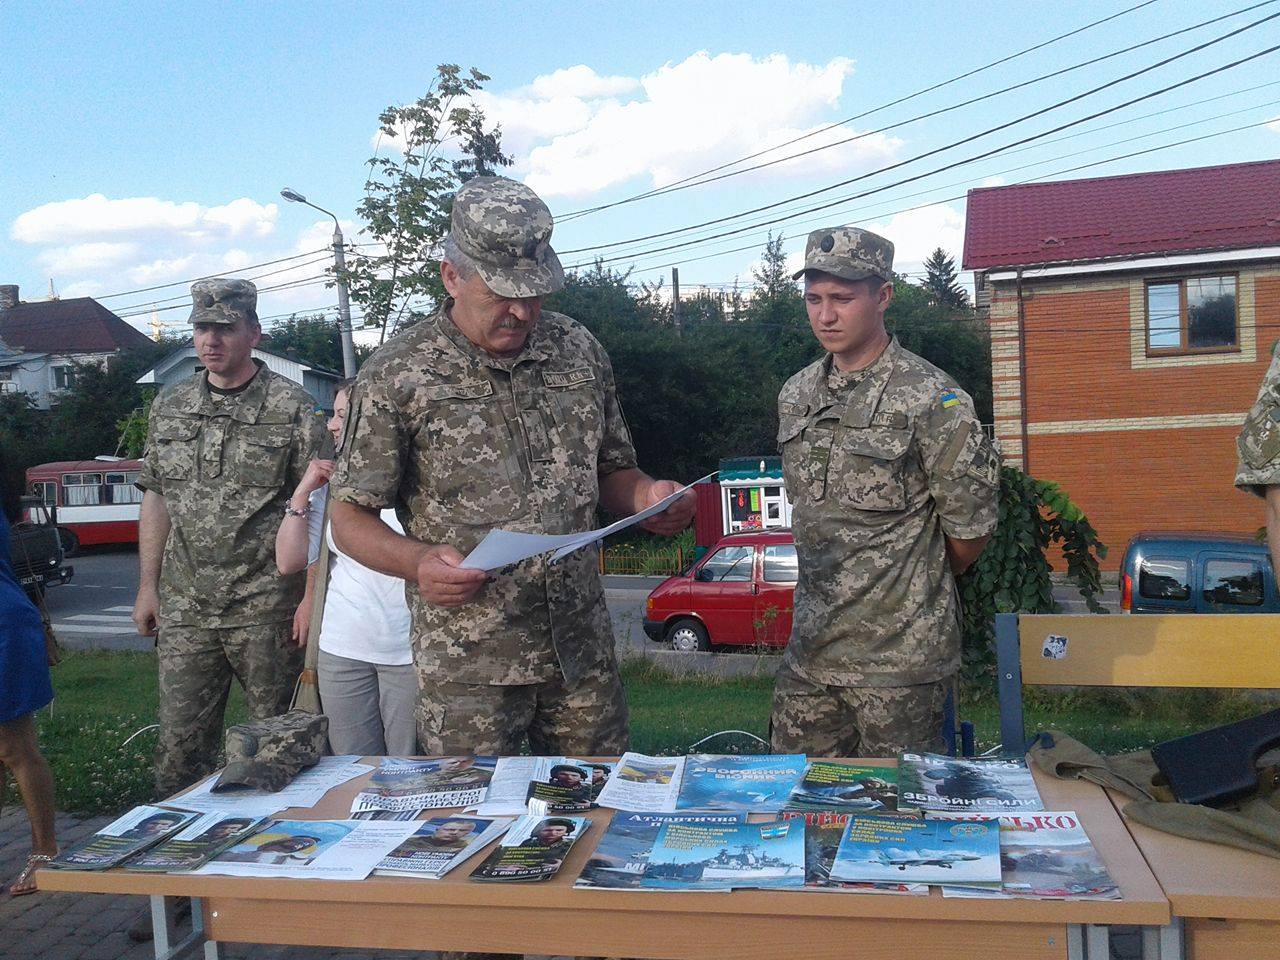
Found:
[275,384,416,756]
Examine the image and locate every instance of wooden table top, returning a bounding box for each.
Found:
[38,758,1169,927]
[1104,788,1280,921]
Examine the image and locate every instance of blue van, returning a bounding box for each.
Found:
[1119,532,1280,614]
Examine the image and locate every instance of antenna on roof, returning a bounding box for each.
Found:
[47,279,59,301]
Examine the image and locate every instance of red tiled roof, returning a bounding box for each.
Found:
[0,297,153,354]
[962,158,1280,271]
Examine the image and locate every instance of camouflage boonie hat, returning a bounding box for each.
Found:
[448,175,564,298]
[189,278,258,326]
[211,711,328,792]
[793,226,894,283]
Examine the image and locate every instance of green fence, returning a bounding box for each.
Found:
[600,546,686,576]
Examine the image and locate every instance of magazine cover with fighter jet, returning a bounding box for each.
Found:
[784,762,899,812]
[575,812,746,890]
[779,811,927,894]
[896,753,1044,813]
[830,813,1001,886]
[674,754,808,813]
[934,811,1120,900]
[641,817,806,891]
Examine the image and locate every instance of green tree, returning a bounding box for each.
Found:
[957,467,1107,683]
[746,232,806,328]
[345,64,511,344]
[261,314,373,373]
[922,247,970,308]
[46,347,164,462]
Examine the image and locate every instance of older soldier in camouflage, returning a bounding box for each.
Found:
[329,175,694,761]
[133,279,324,797]
[770,226,1000,758]
[1235,345,1280,578]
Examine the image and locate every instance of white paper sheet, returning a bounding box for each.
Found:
[594,753,686,812]
[461,472,713,571]
[195,818,419,881]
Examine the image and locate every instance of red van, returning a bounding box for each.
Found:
[643,529,797,652]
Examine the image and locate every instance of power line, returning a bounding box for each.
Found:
[108,253,336,316]
[114,273,335,319]
[593,113,1279,277]
[560,0,1278,219]
[92,247,333,301]
[563,12,1280,256]
[559,0,1167,220]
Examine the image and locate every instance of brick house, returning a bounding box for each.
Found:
[963,159,1280,569]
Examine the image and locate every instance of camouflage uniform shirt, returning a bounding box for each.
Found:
[777,338,1000,687]
[137,361,323,627]
[329,301,638,687]
[1235,347,1280,496]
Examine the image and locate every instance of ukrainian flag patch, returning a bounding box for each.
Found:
[940,390,960,409]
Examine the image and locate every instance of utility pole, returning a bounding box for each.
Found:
[672,267,682,337]
[280,188,358,378]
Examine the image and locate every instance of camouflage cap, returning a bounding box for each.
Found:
[189,278,258,326]
[448,175,564,298]
[793,226,894,283]
[211,710,328,793]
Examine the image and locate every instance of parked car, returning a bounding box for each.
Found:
[643,529,796,651]
[1119,532,1279,613]
[9,496,73,602]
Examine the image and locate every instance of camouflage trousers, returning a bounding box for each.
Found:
[770,659,951,757]
[155,621,302,797]
[416,664,629,757]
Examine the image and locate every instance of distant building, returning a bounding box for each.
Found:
[964,159,1280,568]
[135,341,343,412]
[0,284,154,409]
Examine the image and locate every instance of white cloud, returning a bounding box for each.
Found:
[11,194,277,244]
[864,202,966,277]
[526,65,639,101]
[35,241,141,275]
[517,52,902,198]
[1269,119,1280,134]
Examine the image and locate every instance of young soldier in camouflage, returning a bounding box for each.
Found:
[1235,345,1280,576]
[770,226,1000,758]
[133,279,324,797]
[329,175,694,760]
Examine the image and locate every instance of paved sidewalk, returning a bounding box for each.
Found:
[2,809,1143,959]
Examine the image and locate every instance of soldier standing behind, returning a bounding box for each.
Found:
[1235,345,1280,577]
[328,175,694,760]
[770,227,1000,758]
[132,279,323,797]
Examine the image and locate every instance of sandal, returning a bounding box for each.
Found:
[8,853,54,897]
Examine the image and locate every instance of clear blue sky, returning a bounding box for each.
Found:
[2,0,1277,332]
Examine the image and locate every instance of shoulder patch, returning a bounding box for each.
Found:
[939,390,960,410]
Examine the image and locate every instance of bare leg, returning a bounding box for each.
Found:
[0,713,57,893]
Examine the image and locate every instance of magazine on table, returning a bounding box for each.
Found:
[126,814,269,872]
[933,811,1120,900]
[674,754,808,812]
[594,753,685,812]
[471,756,609,816]
[470,814,590,882]
[779,811,927,895]
[574,812,746,890]
[640,817,806,891]
[830,812,1002,887]
[896,753,1044,813]
[374,815,514,879]
[195,818,419,881]
[49,806,200,871]
[175,756,373,817]
[350,757,496,814]
[784,762,899,812]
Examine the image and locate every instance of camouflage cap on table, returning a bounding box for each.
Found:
[189,278,258,326]
[449,175,565,298]
[211,710,328,793]
[792,225,894,283]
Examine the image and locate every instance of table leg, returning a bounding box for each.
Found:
[191,898,223,960]
[147,894,219,960]
[1068,924,1085,959]
[1086,925,1110,958]
[1156,919,1184,960]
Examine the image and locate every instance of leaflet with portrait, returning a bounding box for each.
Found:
[195,818,419,881]
[48,806,201,871]
[470,814,590,883]
[375,815,514,879]
[350,756,497,814]
[126,813,269,873]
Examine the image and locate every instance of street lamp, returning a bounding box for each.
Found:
[280,188,357,378]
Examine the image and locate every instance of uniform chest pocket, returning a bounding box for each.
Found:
[420,380,522,522]
[152,417,200,481]
[1239,402,1280,470]
[834,426,912,511]
[777,414,810,497]
[231,423,294,487]
[543,368,604,470]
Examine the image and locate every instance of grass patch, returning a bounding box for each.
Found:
[28,650,1270,816]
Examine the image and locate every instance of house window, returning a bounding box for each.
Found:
[52,364,78,389]
[1145,276,1238,354]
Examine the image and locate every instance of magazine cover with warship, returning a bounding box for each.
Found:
[641,818,806,891]
[575,813,746,890]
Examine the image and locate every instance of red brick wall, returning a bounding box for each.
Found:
[991,269,1280,571]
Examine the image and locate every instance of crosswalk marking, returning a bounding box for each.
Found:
[106,605,134,613]
[67,614,136,623]
[54,623,138,636]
